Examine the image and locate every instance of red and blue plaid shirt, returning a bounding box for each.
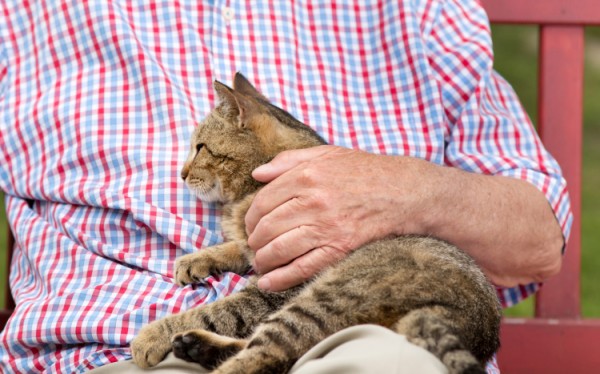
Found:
[0,1,572,372]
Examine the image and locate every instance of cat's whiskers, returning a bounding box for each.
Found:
[190,179,224,202]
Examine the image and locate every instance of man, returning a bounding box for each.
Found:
[0,1,571,373]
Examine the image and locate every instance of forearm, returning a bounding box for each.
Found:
[412,160,565,287]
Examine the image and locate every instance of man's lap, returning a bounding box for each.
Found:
[87,325,447,374]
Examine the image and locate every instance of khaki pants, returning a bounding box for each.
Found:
[88,325,447,374]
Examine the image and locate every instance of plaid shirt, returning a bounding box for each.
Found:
[0,0,572,372]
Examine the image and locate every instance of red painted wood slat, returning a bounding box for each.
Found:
[535,25,584,318]
[480,0,600,25]
[498,318,600,373]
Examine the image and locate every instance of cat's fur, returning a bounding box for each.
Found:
[130,73,501,374]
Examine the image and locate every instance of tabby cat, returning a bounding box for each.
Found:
[130,73,501,374]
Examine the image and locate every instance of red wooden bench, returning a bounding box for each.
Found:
[481,0,600,372]
[1,0,599,372]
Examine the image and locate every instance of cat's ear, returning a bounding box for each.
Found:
[230,90,264,129]
[233,72,269,102]
[214,78,265,129]
[213,80,241,118]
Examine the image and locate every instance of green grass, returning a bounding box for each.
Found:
[581,115,600,317]
[0,191,7,309]
[580,28,600,317]
[576,34,600,317]
[1,27,599,317]
[490,25,540,127]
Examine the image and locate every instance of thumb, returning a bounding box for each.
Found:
[252,145,333,183]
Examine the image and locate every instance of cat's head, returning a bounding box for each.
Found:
[181,72,326,203]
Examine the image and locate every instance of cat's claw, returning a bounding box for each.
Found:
[174,253,213,286]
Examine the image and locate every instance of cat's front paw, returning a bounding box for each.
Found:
[131,320,173,369]
[174,252,216,286]
[172,329,245,369]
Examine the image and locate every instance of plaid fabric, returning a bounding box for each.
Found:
[0,0,571,372]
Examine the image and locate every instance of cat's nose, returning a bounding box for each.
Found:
[181,166,189,181]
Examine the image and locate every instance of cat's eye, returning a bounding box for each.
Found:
[196,143,204,152]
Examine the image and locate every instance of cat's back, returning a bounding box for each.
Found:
[316,235,500,319]
[306,235,501,362]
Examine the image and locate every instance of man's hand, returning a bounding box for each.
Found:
[245,145,435,291]
[245,145,565,291]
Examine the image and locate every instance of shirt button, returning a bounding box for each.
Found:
[222,7,234,22]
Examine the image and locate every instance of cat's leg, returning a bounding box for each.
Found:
[167,284,300,369]
[203,253,405,374]
[131,308,204,369]
[175,240,249,286]
[199,299,485,374]
[207,285,358,374]
[172,330,247,370]
[392,306,485,374]
[131,283,296,369]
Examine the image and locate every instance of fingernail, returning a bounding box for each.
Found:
[258,277,271,291]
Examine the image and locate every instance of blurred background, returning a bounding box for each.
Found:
[1,26,599,317]
[492,26,600,317]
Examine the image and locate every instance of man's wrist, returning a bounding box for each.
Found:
[384,156,450,239]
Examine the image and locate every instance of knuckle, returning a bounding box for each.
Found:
[293,258,316,281]
[244,213,253,233]
[252,256,263,273]
[269,239,287,260]
[249,194,266,218]
[300,190,328,211]
[247,234,262,251]
[253,246,275,274]
[247,219,271,249]
[298,167,319,187]
[258,213,274,229]
[297,225,325,248]
[324,245,349,262]
[246,233,258,250]
[276,150,294,163]
[252,189,266,208]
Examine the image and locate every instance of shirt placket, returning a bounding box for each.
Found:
[210,0,237,81]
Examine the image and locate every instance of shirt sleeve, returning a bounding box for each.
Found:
[423,0,573,243]
[445,71,573,243]
[420,0,573,307]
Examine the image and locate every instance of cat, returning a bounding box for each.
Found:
[130,72,501,374]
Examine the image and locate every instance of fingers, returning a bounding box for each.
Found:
[252,225,321,275]
[257,246,347,292]
[247,186,328,250]
[251,145,333,183]
[245,151,331,236]
[243,145,393,292]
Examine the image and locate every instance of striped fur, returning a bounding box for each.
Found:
[131,73,501,373]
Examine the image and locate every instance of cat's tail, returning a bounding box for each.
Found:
[393,307,488,374]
